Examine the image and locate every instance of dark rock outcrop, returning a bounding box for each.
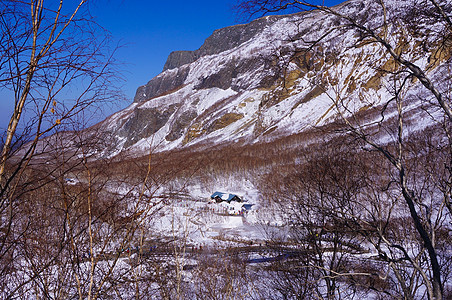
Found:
[194,56,279,91]
[120,105,178,147]
[134,15,288,104]
[196,16,276,57]
[165,110,198,141]
[161,15,285,72]
[163,51,197,72]
[134,66,190,103]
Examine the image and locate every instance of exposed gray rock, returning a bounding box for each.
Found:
[162,15,285,72]
[163,51,197,72]
[195,60,239,91]
[134,15,289,105]
[195,56,279,91]
[165,110,198,141]
[133,66,190,103]
[196,16,277,57]
[120,105,179,148]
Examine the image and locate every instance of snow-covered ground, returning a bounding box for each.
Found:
[143,180,274,248]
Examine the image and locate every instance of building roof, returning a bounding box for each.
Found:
[242,203,253,210]
[210,192,241,202]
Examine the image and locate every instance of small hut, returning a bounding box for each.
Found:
[210,192,242,203]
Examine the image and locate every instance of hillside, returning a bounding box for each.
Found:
[71,0,448,160]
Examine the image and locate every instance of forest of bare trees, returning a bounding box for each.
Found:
[235,0,452,299]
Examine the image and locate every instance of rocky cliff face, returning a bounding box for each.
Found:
[133,65,190,103]
[95,0,451,157]
[160,15,284,73]
[162,51,197,72]
[133,14,285,104]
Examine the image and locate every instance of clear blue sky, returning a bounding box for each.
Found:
[92,0,240,105]
[93,0,344,103]
[0,0,344,132]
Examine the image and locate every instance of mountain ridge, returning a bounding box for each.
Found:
[76,0,450,158]
[160,14,287,73]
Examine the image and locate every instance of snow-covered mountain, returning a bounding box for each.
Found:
[89,0,450,157]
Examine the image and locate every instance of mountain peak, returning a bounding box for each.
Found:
[161,14,286,72]
[98,0,450,158]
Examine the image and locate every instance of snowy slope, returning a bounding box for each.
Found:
[86,0,450,157]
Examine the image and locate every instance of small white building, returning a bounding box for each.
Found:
[220,201,254,216]
[209,192,253,215]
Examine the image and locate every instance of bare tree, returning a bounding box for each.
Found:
[260,139,372,299]
[0,0,118,187]
[0,1,124,298]
[237,0,451,299]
